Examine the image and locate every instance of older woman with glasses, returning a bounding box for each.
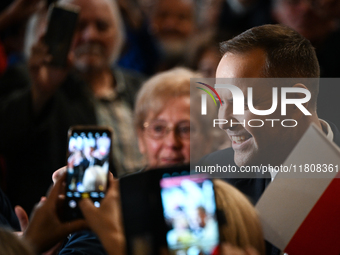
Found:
[134,67,228,169]
[135,68,192,169]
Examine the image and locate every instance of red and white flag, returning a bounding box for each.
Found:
[256,124,340,255]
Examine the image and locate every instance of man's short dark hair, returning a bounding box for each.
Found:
[220,24,320,108]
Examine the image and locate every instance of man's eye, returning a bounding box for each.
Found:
[214,97,221,105]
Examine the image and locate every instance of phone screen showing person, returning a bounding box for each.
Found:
[45,3,79,67]
[160,175,219,255]
[63,126,112,221]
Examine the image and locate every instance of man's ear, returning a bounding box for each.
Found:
[137,129,146,155]
[287,83,311,120]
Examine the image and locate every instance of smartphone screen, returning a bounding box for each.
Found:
[160,175,219,255]
[63,126,112,220]
[45,4,79,67]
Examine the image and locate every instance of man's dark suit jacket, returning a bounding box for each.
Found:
[198,147,269,205]
[198,121,340,255]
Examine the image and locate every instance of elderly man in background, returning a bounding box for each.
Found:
[0,0,143,214]
[149,0,196,71]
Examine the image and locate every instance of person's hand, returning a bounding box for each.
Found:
[29,36,69,113]
[7,0,41,20]
[52,166,67,184]
[14,205,29,236]
[78,173,126,255]
[220,243,260,255]
[15,198,64,255]
[22,172,87,254]
[0,0,41,31]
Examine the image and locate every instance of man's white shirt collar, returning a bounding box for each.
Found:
[319,119,333,142]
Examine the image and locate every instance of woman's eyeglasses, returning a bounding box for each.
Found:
[143,120,190,140]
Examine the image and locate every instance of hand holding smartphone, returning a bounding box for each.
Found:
[62,126,113,221]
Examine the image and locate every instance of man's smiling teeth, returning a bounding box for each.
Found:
[231,136,248,144]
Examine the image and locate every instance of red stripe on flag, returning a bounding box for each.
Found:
[285,174,340,255]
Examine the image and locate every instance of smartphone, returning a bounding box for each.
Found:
[62,126,113,221]
[119,165,220,255]
[44,3,79,67]
[160,174,219,255]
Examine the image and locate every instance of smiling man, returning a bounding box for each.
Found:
[198,23,340,255]
[199,24,340,202]
[215,55,319,168]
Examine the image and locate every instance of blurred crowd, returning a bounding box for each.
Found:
[0,0,339,213]
[0,0,339,254]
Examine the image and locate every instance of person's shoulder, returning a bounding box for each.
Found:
[58,230,107,255]
[111,66,146,89]
[111,66,146,108]
[198,147,236,167]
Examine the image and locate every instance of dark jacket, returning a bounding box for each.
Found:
[0,67,143,214]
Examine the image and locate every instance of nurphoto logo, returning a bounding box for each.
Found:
[196,82,312,128]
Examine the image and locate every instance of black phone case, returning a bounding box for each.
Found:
[45,5,79,67]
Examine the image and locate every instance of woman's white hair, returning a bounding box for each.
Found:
[24,0,125,64]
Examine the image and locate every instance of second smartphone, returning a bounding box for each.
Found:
[62,126,113,221]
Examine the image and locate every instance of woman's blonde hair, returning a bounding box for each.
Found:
[213,180,265,255]
[0,228,34,255]
[134,67,200,130]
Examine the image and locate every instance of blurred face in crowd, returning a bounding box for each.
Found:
[65,0,117,72]
[151,0,195,56]
[199,0,223,30]
[216,49,300,166]
[197,47,221,78]
[272,0,336,43]
[138,96,191,168]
